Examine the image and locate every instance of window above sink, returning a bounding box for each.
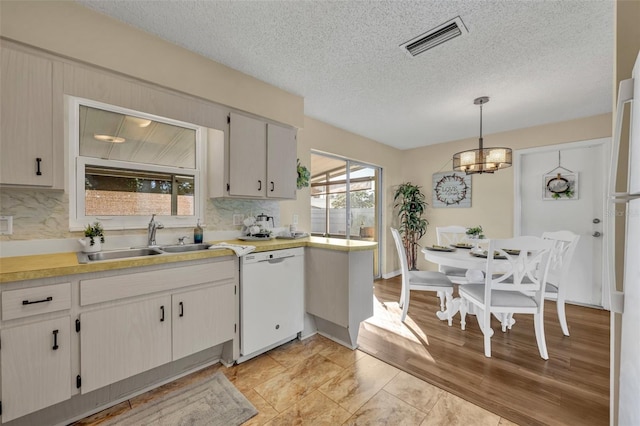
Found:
[67,97,206,231]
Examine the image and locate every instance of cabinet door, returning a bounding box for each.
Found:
[172,283,235,360]
[0,47,54,187]
[80,295,172,393]
[1,317,71,422]
[267,123,297,199]
[228,112,267,197]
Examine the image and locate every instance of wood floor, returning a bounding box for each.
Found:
[357,276,610,426]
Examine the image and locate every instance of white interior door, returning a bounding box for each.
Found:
[516,139,609,307]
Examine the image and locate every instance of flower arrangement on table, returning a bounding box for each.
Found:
[465,225,485,239]
[465,225,485,252]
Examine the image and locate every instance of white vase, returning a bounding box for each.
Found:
[79,237,102,253]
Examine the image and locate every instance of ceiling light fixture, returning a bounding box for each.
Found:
[94,134,126,143]
[126,116,152,127]
[452,97,512,175]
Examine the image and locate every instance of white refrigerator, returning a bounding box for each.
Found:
[608,50,640,426]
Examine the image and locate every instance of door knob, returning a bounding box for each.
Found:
[593,218,601,224]
[592,231,602,237]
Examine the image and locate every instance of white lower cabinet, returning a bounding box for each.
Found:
[0,258,238,423]
[80,295,172,393]
[1,316,71,422]
[171,283,235,361]
[78,260,238,394]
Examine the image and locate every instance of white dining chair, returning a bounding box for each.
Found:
[542,230,580,336]
[459,236,554,359]
[436,225,469,284]
[391,228,454,324]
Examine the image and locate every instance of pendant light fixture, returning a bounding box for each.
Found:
[452,96,512,174]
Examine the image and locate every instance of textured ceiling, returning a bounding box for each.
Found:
[76,0,614,150]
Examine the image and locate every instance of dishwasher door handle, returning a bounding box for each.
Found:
[259,255,295,264]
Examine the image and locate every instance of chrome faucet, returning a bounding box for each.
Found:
[147,214,164,246]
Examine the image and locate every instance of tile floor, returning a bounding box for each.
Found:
[77,333,518,425]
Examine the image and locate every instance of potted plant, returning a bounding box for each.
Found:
[297,159,310,190]
[393,182,428,270]
[79,222,105,253]
[465,225,485,252]
[465,225,485,239]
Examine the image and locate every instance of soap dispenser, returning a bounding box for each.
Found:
[194,219,203,244]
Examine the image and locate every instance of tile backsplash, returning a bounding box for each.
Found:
[0,188,280,242]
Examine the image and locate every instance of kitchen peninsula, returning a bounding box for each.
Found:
[0,236,376,425]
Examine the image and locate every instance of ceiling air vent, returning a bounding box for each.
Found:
[400,16,468,57]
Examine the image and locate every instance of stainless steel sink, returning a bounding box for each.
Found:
[77,247,164,263]
[160,243,211,253]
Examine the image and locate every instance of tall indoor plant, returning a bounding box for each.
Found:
[393,182,428,270]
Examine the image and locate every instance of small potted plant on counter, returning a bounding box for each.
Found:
[78,222,105,253]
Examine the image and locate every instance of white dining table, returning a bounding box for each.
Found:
[422,246,488,272]
[421,246,515,331]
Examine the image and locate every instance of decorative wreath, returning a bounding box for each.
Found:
[547,174,574,199]
[434,174,470,206]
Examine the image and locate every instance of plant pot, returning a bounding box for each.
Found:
[78,237,101,253]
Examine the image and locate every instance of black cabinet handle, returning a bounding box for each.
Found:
[270,181,275,192]
[23,296,53,305]
[52,329,59,350]
[258,180,262,190]
[160,305,165,322]
[36,157,42,176]
[179,301,184,317]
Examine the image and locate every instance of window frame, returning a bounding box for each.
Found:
[67,96,205,231]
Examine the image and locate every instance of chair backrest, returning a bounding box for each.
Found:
[485,236,554,300]
[436,226,468,246]
[541,230,580,287]
[390,228,410,279]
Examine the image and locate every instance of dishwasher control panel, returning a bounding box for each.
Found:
[241,247,303,264]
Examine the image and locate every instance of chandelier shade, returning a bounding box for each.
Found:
[452,97,512,174]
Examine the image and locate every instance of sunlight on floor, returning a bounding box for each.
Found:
[362,296,436,363]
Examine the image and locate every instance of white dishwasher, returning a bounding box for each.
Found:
[239,247,304,363]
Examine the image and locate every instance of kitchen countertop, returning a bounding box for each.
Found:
[0,236,377,283]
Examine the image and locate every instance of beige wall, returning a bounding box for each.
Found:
[401,113,612,271]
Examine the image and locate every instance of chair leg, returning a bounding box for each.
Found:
[557,298,570,336]
[500,313,515,332]
[400,289,410,322]
[484,332,492,358]
[445,291,453,326]
[534,312,549,360]
[437,290,446,312]
[459,298,467,331]
[474,309,493,357]
[501,313,508,332]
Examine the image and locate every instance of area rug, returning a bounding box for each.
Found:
[102,371,258,426]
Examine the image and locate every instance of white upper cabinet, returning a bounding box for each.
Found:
[0,44,63,188]
[210,112,297,199]
[267,122,297,199]
[228,112,267,197]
